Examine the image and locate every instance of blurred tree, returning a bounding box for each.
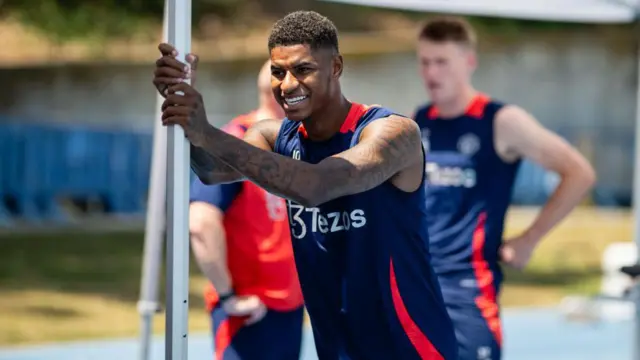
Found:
[0,0,596,42]
[0,0,244,41]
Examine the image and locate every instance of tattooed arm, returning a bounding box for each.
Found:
[198,115,424,207]
[191,119,282,185]
[160,83,422,204]
[190,145,241,184]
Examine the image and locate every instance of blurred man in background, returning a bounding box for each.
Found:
[189,60,304,360]
[413,16,596,360]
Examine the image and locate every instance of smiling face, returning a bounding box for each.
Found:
[269,44,342,121]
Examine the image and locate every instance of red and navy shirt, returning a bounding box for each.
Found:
[274,103,458,360]
[413,94,521,297]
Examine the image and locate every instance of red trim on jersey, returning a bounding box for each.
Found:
[427,105,438,120]
[215,317,246,360]
[297,124,308,138]
[389,258,445,360]
[466,94,490,119]
[339,102,368,133]
[427,93,490,119]
[298,102,370,138]
[471,212,503,346]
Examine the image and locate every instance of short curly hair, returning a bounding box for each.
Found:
[268,11,339,53]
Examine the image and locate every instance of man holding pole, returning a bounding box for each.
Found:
[154,10,458,360]
[189,59,304,360]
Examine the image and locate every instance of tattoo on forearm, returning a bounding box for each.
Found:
[190,144,242,184]
[197,116,420,206]
[199,126,310,203]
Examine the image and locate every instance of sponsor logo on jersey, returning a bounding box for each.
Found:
[287,202,367,239]
[458,133,480,156]
[426,162,476,188]
[287,147,367,239]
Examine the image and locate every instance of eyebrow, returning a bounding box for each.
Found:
[271,61,315,70]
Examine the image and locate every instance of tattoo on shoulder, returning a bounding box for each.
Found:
[317,115,422,198]
[376,115,421,158]
[370,116,421,173]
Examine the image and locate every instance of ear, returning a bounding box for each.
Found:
[332,54,344,78]
[466,50,477,72]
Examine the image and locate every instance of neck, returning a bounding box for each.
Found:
[435,85,477,119]
[302,95,351,142]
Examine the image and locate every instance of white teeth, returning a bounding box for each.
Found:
[285,96,307,105]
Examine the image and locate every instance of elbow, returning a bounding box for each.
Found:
[286,166,330,208]
[191,168,214,185]
[198,174,215,186]
[560,161,597,194]
[288,190,323,208]
[298,175,333,207]
[297,195,323,208]
[575,159,597,191]
[288,184,328,208]
[582,164,597,190]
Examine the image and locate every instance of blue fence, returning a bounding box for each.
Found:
[0,123,152,224]
[0,123,631,225]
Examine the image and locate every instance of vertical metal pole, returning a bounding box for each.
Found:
[633,11,640,360]
[137,3,169,360]
[166,0,191,359]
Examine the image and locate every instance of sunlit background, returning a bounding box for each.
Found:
[0,0,636,359]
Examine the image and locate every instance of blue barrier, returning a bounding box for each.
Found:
[511,160,555,206]
[1,123,153,223]
[0,124,14,224]
[0,122,632,224]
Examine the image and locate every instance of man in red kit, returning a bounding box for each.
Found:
[189,60,304,360]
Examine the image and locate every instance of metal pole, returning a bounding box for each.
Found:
[166,0,191,359]
[137,3,169,359]
[633,8,640,360]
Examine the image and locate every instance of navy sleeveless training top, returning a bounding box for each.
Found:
[274,103,457,360]
[413,94,521,286]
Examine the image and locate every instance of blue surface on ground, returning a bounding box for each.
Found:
[0,308,632,360]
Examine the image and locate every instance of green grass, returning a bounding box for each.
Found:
[0,231,212,345]
[0,207,633,345]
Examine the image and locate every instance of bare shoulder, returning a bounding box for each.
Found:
[494,104,551,162]
[359,114,422,148]
[243,118,284,151]
[360,114,424,191]
[494,104,539,131]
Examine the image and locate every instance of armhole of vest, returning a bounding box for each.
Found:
[489,101,517,167]
[273,120,288,154]
[418,105,431,121]
[350,107,395,147]
[350,110,371,147]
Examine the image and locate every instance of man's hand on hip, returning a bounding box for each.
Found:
[222,295,267,325]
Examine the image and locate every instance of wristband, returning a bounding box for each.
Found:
[218,290,235,305]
